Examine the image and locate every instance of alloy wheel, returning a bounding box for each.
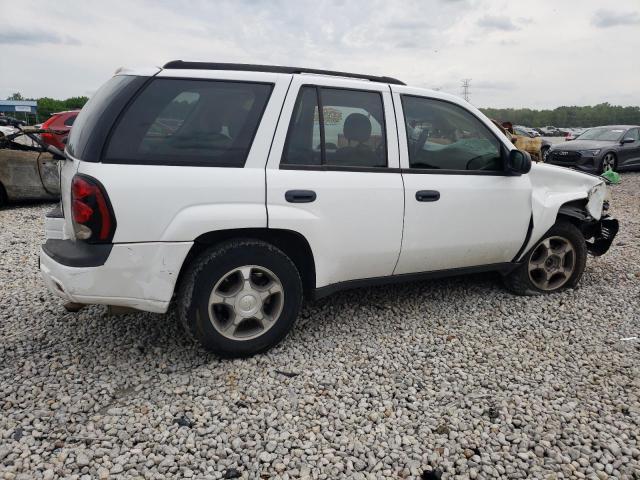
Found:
[528,236,576,291]
[208,265,284,341]
[602,153,616,172]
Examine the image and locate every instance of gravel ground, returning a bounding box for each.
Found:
[1,174,639,480]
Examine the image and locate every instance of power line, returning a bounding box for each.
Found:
[461,78,471,102]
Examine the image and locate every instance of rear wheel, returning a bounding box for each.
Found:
[601,152,617,173]
[504,221,587,295]
[177,239,303,358]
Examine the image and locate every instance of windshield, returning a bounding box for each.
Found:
[577,127,625,142]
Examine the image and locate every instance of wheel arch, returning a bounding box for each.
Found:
[0,180,7,206]
[516,192,589,262]
[176,228,316,298]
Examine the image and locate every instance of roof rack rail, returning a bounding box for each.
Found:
[162,60,406,86]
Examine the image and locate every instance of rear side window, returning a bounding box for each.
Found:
[104,79,273,167]
[64,115,76,127]
[67,75,143,160]
[281,86,322,166]
[281,86,387,168]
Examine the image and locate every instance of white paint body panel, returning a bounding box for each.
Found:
[395,174,532,272]
[519,162,604,260]
[265,75,404,287]
[77,162,268,242]
[391,86,532,273]
[40,242,192,313]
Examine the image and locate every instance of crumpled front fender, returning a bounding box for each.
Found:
[517,162,606,261]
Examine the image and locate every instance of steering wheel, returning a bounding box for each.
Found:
[413,129,430,158]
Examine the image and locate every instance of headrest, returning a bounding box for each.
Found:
[343,113,372,143]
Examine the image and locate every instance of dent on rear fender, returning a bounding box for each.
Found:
[518,163,604,260]
[158,203,268,242]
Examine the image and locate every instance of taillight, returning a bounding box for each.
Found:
[71,174,116,243]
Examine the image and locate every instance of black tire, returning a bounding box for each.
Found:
[177,239,303,358]
[503,221,587,296]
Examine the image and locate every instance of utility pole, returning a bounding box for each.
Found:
[461,78,471,102]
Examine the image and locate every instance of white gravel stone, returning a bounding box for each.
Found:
[1,173,639,478]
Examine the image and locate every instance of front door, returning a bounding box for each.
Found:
[392,88,533,274]
[620,128,640,168]
[266,76,404,289]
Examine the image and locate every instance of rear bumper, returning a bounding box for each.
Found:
[44,204,68,240]
[586,216,619,256]
[40,240,193,313]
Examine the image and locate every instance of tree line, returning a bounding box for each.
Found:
[479,103,640,128]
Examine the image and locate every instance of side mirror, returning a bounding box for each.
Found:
[506,149,532,175]
[621,137,634,144]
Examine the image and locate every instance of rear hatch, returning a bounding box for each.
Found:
[60,72,156,239]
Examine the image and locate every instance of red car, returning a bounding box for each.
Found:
[40,110,79,151]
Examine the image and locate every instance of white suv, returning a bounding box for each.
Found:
[40,61,618,357]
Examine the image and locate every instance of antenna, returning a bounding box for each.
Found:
[461,78,471,102]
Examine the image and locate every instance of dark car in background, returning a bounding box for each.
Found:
[546,125,640,173]
[40,110,79,151]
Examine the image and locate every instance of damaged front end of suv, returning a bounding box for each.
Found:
[523,162,619,262]
[558,183,619,256]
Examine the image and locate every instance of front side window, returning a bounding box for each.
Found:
[624,128,639,142]
[282,86,387,168]
[401,96,503,171]
[104,79,272,167]
[577,127,626,142]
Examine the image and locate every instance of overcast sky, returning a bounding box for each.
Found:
[1,0,639,109]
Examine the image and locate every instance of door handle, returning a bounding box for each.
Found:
[415,190,440,202]
[285,190,317,203]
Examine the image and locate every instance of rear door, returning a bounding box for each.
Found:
[266,76,404,289]
[392,87,532,274]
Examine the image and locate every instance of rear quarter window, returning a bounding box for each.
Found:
[66,75,146,160]
[103,78,273,167]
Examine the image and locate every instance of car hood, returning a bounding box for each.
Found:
[529,162,606,219]
[550,139,617,151]
[530,161,602,188]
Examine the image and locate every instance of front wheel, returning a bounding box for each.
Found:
[540,146,549,162]
[177,239,303,358]
[504,221,587,295]
[600,153,617,173]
